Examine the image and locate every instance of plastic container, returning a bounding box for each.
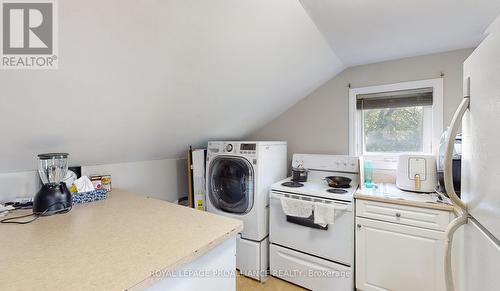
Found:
[364,160,374,188]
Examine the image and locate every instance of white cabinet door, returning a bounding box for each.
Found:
[147,238,237,291]
[356,217,445,291]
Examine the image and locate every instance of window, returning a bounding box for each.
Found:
[349,79,443,169]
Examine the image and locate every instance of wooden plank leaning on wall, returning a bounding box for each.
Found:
[187,146,194,208]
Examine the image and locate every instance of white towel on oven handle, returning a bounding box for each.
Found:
[280,196,314,218]
[314,202,335,227]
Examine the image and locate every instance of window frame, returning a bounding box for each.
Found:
[349,78,443,170]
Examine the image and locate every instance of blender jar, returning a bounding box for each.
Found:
[38,153,69,185]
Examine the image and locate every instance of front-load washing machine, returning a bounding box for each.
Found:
[206,141,287,281]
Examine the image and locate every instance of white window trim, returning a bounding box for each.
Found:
[349,78,443,169]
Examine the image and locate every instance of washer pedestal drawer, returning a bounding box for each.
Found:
[236,235,268,282]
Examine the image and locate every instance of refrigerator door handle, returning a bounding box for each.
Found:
[443,95,470,291]
[444,96,469,211]
[444,213,468,291]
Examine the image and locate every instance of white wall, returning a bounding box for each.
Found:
[250,49,474,165]
[0,171,40,203]
[82,159,188,202]
[0,0,343,173]
[0,158,188,203]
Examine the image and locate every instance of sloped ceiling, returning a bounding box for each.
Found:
[0,0,344,172]
[300,0,500,66]
[3,0,500,173]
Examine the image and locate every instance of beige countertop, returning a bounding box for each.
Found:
[0,190,243,291]
[355,183,455,212]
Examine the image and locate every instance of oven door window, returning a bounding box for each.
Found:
[208,156,254,214]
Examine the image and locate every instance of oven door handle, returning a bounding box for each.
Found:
[286,215,328,230]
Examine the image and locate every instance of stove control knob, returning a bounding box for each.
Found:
[225,144,233,152]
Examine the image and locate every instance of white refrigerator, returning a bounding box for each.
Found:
[444,14,500,291]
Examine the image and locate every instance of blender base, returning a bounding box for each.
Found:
[33,183,72,215]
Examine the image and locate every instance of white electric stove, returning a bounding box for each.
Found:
[271,170,358,202]
[269,154,359,291]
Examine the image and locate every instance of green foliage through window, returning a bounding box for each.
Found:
[363,106,424,153]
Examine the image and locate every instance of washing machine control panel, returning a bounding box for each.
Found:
[238,143,256,154]
[238,143,256,155]
[207,142,257,157]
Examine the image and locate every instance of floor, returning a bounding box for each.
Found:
[236,273,306,291]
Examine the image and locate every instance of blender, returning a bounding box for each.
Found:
[33,153,72,215]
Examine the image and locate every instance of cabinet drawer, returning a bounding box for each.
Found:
[356,199,452,231]
[270,244,353,291]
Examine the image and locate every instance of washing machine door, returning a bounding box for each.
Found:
[208,156,254,214]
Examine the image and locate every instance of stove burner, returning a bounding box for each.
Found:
[327,188,348,194]
[281,181,304,188]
